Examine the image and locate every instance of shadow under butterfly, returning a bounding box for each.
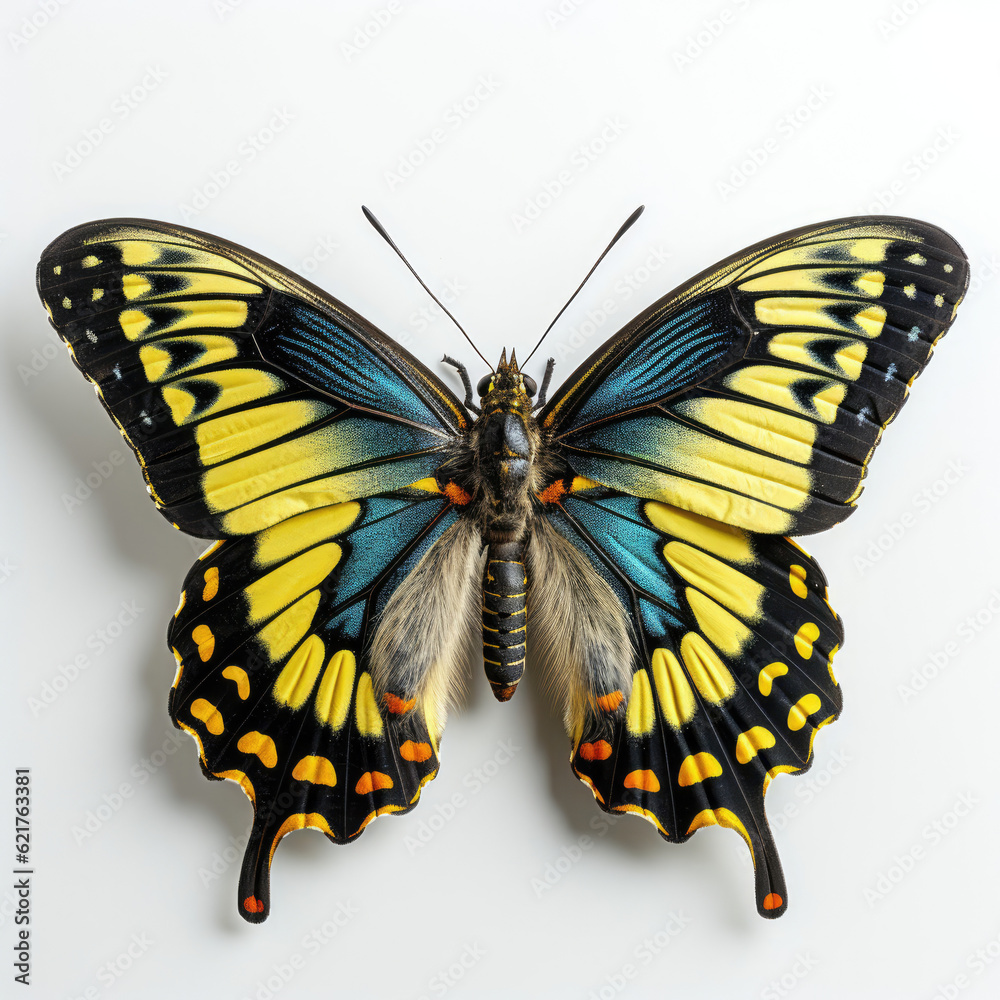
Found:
[36,205,969,921]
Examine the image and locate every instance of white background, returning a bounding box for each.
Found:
[2,2,999,998]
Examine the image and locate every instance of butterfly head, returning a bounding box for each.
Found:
[476,349,537,415]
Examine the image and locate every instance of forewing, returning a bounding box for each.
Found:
[37,219,469,537]
[169,480,478,922]
[542,217,969,534]
[536,478,842,917]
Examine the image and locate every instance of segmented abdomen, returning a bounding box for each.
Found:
[482,539,527,702]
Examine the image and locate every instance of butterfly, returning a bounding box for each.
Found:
[36,211,968,923]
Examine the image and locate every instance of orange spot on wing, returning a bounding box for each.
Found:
[355,770,394,795]
[537,479,566,504]
[623,769,661,792]
[192,624,215,661]
[763,892,783,911]
[399,740,433,763]
[595,690,624,712]
[578,740,613,761]
[243,895,265,914]
[443,481,472,505]
[383,692,416,714]
[202,566,219,601]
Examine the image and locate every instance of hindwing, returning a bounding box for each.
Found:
[170,480,479,922]
[533,478,841,917]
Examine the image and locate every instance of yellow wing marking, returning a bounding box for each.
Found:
[644,502,754,564]
[758,662,788,697]
[735,727,776,764]
[678,752,723,787]
[650,648,695,729]
[724,366,847,423]
[625,669,655,735]
[354,672,383,736]
[256,591,322,661]
[190,698,224,735]
[222,665,250,700]
[237,731,278,768]
[664,543,764,620]
[793,622,821,659]
[679,633,735,704]
[273,635,327,709]
[255,502,361,567]
[291,756,338,787]
[685,589,752,656]
[315,650,356,730]
[673,397,817,464]
[245,546,341,623]
[787,694,822,732]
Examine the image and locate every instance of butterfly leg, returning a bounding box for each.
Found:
[442,355,481,414]
[532,358,556,410]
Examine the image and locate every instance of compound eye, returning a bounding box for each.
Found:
[476,374,493,397]
[522,375,537,397]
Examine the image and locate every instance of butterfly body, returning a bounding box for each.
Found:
[37,214,969,922]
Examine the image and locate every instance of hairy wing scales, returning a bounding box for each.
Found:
[170,484,477,922]
[535,480,842,917]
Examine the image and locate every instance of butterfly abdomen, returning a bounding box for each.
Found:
[482,540,527,701]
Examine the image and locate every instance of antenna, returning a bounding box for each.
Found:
[361,206,490,368]
[523,205,644,365]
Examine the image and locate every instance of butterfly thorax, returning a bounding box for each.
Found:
[473,363,540,540]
